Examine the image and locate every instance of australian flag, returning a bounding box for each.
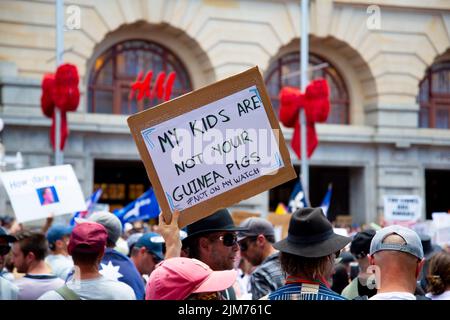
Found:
[114,188,160,225]
[288,179,310,213]
[70,188,102,226]
[320,183,333,217]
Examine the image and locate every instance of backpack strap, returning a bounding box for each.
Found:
[55,285,81,300]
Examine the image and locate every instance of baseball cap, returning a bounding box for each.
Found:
[350,229,376,258]
[86,211,122,245]
[370,225,424,260]
[0,226,16,243]
[46,224,73,244]
[134,232,164,261]
[237,217,275,241]
[68,221,108,255]
[147,257,237,300]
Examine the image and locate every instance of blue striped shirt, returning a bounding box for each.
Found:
[268,281,347,301]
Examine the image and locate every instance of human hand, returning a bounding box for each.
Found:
[155,210,181,259]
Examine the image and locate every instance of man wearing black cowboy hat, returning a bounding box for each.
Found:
[183,208,248,299]
[266,207,351,300]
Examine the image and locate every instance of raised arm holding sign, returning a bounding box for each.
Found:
[128,67,296,227]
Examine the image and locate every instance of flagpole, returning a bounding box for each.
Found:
[300,0,310,206]
[55,0,64,165]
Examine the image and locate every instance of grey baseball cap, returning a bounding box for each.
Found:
[369,225,424,260]
[86,211,122,245]
[237,217,275,241]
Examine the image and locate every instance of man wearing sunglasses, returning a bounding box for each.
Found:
[183,209,248,300]
[237,217,284,300]
[0,226,19,299]
[130,232,164,284]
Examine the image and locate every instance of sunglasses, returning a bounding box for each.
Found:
[238,236,257,252]
[0,245,11,256]
[216,233,238,247]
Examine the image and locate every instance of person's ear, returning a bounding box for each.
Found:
[256,235,265,247]
[55,239,63,249]
[26,251,35,264]
[139,247,147,256]
[416,258,425,279]
[368,254,375,265]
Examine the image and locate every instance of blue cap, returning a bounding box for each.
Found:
[370,225,424,260]
[134,232,164,261]
[47,224,74,244]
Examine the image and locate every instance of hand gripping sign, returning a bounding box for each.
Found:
[127,67,296,228]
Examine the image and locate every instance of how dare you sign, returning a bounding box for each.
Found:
[128,67,296,227]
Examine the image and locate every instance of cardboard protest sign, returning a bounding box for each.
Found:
[128,67,296,227]
[384,195,422,223]
[0,165,87,223]
[432,212,450,247]
[267,213,291,241]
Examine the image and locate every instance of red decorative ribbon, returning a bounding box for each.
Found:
[279,79,330,159]
[40,63,80,151]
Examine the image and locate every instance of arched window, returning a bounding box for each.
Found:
[88,39,192,114]
[265,52,350,124]
[418,61,450,129]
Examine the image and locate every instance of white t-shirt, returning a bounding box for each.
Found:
[38,275,136,300]
[0,276,19,300]
[369,292,416,300]
[15,274,65,300]
[425,290,450,300]
[45,254,74,281]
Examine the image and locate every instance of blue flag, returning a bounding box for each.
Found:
[70,188,102,226]
[320,184,332,217]
[114,188,160,224]
[288,179,309,213]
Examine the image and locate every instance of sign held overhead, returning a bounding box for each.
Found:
[0,164,87,223]
[128,67,296,228]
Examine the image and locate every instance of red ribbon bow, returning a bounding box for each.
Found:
[279,79,330,159]
[40,63,80,151]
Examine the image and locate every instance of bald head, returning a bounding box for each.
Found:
[369,234,425,293]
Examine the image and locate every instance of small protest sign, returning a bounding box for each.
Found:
[128,67,296,227]
[384,195,422,223]
[0,165,87,223]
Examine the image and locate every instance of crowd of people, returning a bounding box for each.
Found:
[0,207,449,300]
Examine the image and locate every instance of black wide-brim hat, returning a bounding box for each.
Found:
[183,209,248,242]
[273,207,351,258]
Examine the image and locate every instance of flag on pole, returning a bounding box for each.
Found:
[288,179,309,213]
[320,183,332,217]
[70,188,102,226]
[114,188,160,225]
[275,203,289,215]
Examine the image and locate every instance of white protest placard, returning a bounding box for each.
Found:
[383,195,422,222]
[141,85,282,211]
[0,165,87,223]
[432,212,450,247]
[128,67,296,227]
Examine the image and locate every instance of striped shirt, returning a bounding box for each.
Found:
[268,278,347,301]
[250,252,285,300]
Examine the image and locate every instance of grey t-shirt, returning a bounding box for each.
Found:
[38,275,136,300]
[15,274,65,300]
